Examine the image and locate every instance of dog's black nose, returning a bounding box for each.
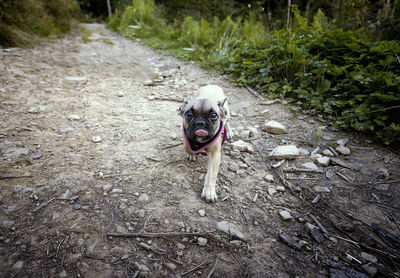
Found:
[196,120,206,129]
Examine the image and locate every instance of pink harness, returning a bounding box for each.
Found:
[182,120,227,156]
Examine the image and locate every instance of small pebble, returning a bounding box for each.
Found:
[92,136,102,143]
[268,188,277,195]
[276,186,285,192]
[279,210,292,221]
[198,209,206,217]
[73,203,81,210]
[138,193,149,203]
[264,174,275,182]
[198,237,207,246]
[336,145,351,155]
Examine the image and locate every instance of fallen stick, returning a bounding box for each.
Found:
[282,167,324,174]
[0,175,33,180]
[206,254,219,278]
[107,231,234,245]
[239,157,257,171]
[32,197,55,213]
[309,214,329,235]
[161,142,183,150]
[273,168,295,195]
[245,85,265,100]
[181,260,209,276]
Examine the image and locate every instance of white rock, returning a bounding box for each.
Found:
[59,270,67,278]
[279,210,292,221]
[299,148,310,156]
[336,145,351,155]
[302,162,318,170]
[176,243,186,250]
[268,187,277,195]
[103,184,112,192]
[310,153,322,162]
[260,109,270,115]
[67,114,81,120]
[216,221,245,240]
[313,186,331,193]
[138,193,149,203]
[116,225,128,234]
[360,252,378,263]
[322,149,334,157]
[269,145,299,159]
[248,127,260,138]
[138,209,145,218]
[197,237,208,246]
[12,261,24,270]
[263,120,286,134]
[65,76,87,83]
[264,174,275,182]
[231,140,253,153]
[239,130,251,139]
[198,209,206,217]
[316,156,330,167]
[276,186,285,192]
[337,138,349,146]
[164,263,176,271]
[92,136,102,143]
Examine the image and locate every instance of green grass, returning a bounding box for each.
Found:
[107,1,400,145]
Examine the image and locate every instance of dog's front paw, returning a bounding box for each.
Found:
[187,153,197,161]
[201,187,218,203]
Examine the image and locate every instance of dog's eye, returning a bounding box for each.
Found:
[210,112,218,121]
[185,112,193,119]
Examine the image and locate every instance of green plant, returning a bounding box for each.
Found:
[108,1,400,145]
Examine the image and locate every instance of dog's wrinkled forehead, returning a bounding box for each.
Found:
[187,98,219,115]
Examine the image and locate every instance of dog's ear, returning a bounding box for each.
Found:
[217,98,227,119]
[178,99,189,116]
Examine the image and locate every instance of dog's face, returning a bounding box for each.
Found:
[179,97,227,143]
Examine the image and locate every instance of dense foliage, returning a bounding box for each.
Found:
[108,1,400,144]
[0,0,79,46]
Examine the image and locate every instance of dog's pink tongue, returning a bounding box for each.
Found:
[195,129,208,137]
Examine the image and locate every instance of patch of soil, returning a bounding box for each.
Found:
[1,23,399,277]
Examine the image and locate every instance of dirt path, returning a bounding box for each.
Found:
[1,23,399,277]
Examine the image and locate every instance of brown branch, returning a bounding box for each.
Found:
[107,231,233,246]
[206,254,219,278]
[282,167,324,174]
[0,175,33,180]
[32,197,55,213]
[245,85,265,100]
[181,260,209,276]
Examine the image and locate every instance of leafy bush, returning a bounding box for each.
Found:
[0,0,79,46]
[109,1,400,144]
[228,7,400,144]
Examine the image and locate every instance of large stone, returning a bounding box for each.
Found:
[336,145,351,155]
[216,221,245,240]
[316,156,330,167]
[138,193,149,203]
[313,186,331,193]
[268,145,299,159]
[231,140,253,153]
[302,162,318,170]
[65,76,87,83]
[279,210,292,221]
[263,120,286,134]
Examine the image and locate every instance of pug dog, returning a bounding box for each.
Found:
[179,85,234,202]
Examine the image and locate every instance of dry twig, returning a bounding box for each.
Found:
[206,254,219,278]
[32,197,55,213]
[282,167,324,174]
